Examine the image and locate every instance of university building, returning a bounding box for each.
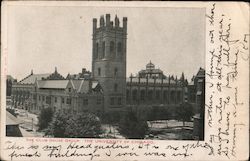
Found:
[11,14,204,117]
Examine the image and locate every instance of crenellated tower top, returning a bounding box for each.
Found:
[93,14,127,34]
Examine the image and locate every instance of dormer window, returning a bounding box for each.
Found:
[68,88,71,92]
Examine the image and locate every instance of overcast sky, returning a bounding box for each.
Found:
[7,5,205,81]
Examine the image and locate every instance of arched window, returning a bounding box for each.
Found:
[98,68,101,76]
[140,90,145,101]
[126,90,130,101]
[102,41,105,58]
[170,91,175,104]
[110,41,115,57]
[114,83,118,92]
[132,90,137,102]
[163,90,168,103]
[156,90,160,100]
[95,43,99,59]
[148,90,153,101]
[117,42,122,52]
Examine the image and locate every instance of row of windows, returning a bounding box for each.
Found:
[110,97,122,105]
[126,90,182,101]
[97,67,119,77]
[36,95,102,106]
[95,41,122,59]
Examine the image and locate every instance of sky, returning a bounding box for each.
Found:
[7,5,205,81]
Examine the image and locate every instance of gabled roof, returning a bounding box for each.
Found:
[19,73,51,84]
[196,67,205,77]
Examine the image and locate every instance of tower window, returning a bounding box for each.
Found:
[114,68,118,77]
[114,83,118,92]
[110,41,114,53]
[98,68,101,76]
[95,43,99,59]
[117,42,122,52]
[102,41,105,58]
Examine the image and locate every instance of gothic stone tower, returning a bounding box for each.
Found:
[92,14,127,112]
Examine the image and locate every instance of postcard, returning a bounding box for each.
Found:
[1,1,249,161]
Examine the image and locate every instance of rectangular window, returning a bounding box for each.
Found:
[118,97,122,105]
[46,96,51,104]
[102,41,105,58]
[98,68,101,76]
[97,98,101,105]
[55,97,57,103]
[110,97,115,105]
[83,99,88,105]
[68,88,71,92]
[62,97,64,104]
[66,98,71,105]
[42,96,45,102]
[39,95,41,101]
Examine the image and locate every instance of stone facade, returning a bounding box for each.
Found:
[11,68,65,110]
[126,62,186,106]
[10,14,204,119]
[30,79,103,115]
[92,14,127,111]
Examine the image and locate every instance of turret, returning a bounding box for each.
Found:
[115,15,120,27]
[123,17,127,33]
[100,16,105,27]
[93,18,97,33]
[106,14,111,27]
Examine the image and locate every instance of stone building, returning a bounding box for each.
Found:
[11,68,65,110]
[10,14,202,119]
[30,79,103,115]
[91,14,127,111]
[126,61,187,106]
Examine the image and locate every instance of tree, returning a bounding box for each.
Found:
[37,107,54,131]
[119,111,148,139]
[177,101,193,127]
[45,110,69,137]
[46,110,102,138]
[64,113,102,138]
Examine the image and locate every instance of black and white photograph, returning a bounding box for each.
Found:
[5,6,206,140]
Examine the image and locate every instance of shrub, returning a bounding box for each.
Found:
[37,107,54,131]
[46,110,102,138]
[118,111,148,139]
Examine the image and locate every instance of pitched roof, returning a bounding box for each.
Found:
[37,80,69,89]
[6,111,23,125]
[36,79,102,93]
[196,67,205,77]
[19,73,51,84]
